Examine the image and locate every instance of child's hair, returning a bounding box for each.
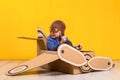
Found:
[50,20,66,36]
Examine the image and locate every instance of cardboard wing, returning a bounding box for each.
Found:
[6,51,58,76]
[58,44,87,66]
[88,57,113,70]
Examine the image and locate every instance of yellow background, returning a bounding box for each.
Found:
[0,0,120,60]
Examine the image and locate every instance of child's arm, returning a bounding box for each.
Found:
[60,36,82,50]
[47,38,60,51]
[60,36,72,45]
[60,36,68,44]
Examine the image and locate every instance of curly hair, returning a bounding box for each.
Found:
[50,20,66,36]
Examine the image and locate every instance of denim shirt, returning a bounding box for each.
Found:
[47,36,74,51]
[47,36,61,51]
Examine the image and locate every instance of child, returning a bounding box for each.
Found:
[47,20,82,51]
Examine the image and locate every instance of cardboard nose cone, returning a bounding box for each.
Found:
[58,44,87,67]
[88,57,113,70]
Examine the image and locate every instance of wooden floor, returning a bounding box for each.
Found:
[0,60,120,80]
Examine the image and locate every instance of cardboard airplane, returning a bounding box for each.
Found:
[6,27,114,76]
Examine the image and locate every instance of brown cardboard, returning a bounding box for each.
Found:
[17,37,38,40]
[7,51,59,76]
[57,44,87,66]
[47,59,82,74]
[80,51,95,72]
[88,57,113,70]
[37,27,47,55]
[37,38,47,55]
[46,51,95,74]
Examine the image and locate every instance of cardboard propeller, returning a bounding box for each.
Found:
[88,57,113,70]
[6,44,87,76]
[58,44,87,67]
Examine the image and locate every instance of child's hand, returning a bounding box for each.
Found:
[76,44,82,50]
[60,36,68,43]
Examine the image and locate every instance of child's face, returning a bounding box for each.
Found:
[50,30,61,38]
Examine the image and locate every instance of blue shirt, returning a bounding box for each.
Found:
[47,36,61,51]
[47,36,74,51]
